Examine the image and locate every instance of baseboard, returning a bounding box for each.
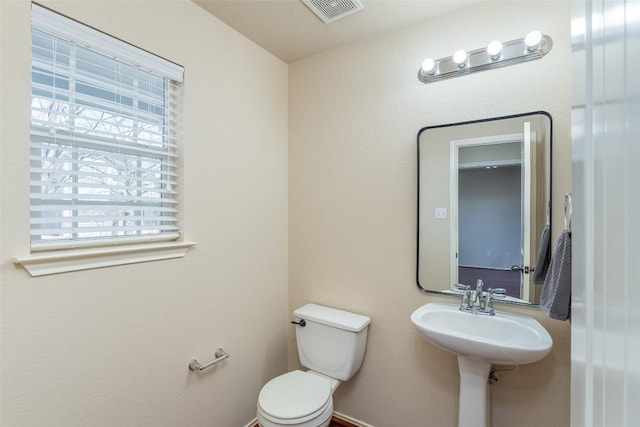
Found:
[244,417,258,427]
[332,412,375,427]
[250,412,373,427]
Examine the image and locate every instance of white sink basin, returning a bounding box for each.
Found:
[411,302,553,427]
[411,302,553,365]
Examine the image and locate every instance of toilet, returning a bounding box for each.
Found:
[257,304,371,427]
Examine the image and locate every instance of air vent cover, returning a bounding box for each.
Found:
[302,0,365,24]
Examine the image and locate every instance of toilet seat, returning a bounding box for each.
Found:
[258,370,332,424]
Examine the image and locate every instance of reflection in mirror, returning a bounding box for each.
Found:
[417,112,552,305]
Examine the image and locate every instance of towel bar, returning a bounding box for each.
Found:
[564,193,572,232]
[189,348,229,372]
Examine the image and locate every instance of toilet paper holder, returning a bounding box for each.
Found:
[189,348,229,372]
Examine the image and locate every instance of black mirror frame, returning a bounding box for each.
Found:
[416,110,553,306]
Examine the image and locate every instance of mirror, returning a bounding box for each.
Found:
[417,112,552,305]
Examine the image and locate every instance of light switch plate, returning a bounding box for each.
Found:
[434,208,447,219]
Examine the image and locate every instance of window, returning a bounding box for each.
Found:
[30,5,184,252]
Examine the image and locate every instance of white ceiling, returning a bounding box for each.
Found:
[194,0,485,63]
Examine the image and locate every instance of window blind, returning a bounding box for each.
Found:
[30,5,184,251]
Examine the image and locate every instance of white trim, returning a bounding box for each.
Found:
[30,234,181,253]
[333,411,376,427]
[31,4,184,82]
[458,159,522,169]
[449,139,460,287]
[12,241,196,276]
[240,412,373,427]
[241,418,258,427]
[521,122,533,301]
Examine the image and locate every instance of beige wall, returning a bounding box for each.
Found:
[0,1,288,426]
[289,1,571,426]
[1,1,573,426]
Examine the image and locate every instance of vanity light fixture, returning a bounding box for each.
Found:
[417,30,552,84]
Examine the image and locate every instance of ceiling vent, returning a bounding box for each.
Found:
[302,0,365,24]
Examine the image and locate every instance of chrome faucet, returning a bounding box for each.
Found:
[455,280,507,316]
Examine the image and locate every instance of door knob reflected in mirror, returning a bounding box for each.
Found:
[510,265,530,274]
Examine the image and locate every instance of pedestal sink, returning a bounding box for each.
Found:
[410,302,552,427]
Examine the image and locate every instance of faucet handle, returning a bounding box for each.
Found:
[481,288,507,315]
[454,283,471,292]
[488,288,507,298]
[453,284,471,311]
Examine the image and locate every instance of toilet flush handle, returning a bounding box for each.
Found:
[291,319,306,327]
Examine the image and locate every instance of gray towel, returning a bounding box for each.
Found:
[540,229,571,321]
[532,225,551,284]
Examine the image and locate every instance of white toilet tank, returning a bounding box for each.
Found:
[293,304,371,381]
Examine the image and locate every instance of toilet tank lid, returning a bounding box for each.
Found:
[294,304,371,332]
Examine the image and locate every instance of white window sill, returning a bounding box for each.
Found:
[12,241,197,277]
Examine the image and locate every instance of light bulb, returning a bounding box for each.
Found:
[453,49,468,67]
[487,40,503,59]
[421,58,436,76]
[525,30,543,50]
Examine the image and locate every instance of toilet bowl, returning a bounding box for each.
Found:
[257,371,336,427]
[256,304,370,427]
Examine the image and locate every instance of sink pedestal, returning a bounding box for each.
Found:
[457,357,491,427]
[410,303,553,427]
